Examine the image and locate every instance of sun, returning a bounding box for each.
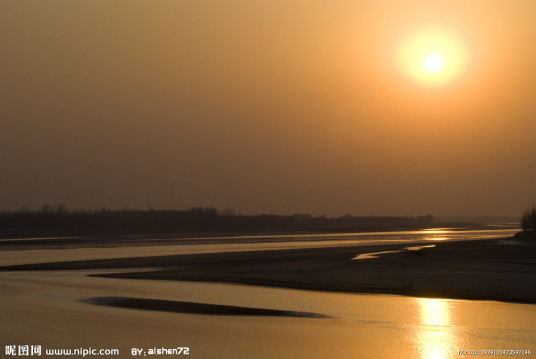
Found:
[396,27,468,86]
[424,54,443,72]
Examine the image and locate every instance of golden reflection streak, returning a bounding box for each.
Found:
[420,228,450,234]
[417,298,457,359]
[420,229,450,241]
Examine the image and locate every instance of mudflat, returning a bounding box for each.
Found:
[2,235,535,304]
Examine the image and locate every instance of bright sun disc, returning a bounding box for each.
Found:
[397,27,468,86]
[424,54,443,72]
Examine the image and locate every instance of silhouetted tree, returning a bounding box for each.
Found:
[521,205,536,232]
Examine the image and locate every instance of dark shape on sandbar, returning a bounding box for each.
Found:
[83,296,331,318]
[521,205,536,233]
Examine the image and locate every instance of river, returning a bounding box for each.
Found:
[1,228,534,358]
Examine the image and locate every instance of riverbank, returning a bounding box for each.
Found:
[2,234,535,304]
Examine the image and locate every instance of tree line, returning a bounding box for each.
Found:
[0,205,434,237]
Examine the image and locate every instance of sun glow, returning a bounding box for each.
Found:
[397,27,468,86]
[424,54,443,72]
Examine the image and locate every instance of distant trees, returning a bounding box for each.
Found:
[219,207,237,216]
[0,205,435,236]
[521,206,536,232]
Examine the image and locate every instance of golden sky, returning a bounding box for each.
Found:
[1,0,535,216]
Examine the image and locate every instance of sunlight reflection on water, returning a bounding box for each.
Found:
[420,228,450,242]
[417,298,459,359]
[420,228,451,233]
[352,245,435,260]
[423,236,449,241]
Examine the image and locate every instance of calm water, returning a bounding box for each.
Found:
[1,228,534,358]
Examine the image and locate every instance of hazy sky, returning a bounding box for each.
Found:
[1,0,535,216]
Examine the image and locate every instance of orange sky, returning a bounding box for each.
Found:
[1,0,535,216]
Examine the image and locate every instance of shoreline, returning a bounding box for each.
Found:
[2,234,535,305]
[0,225,518,250]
